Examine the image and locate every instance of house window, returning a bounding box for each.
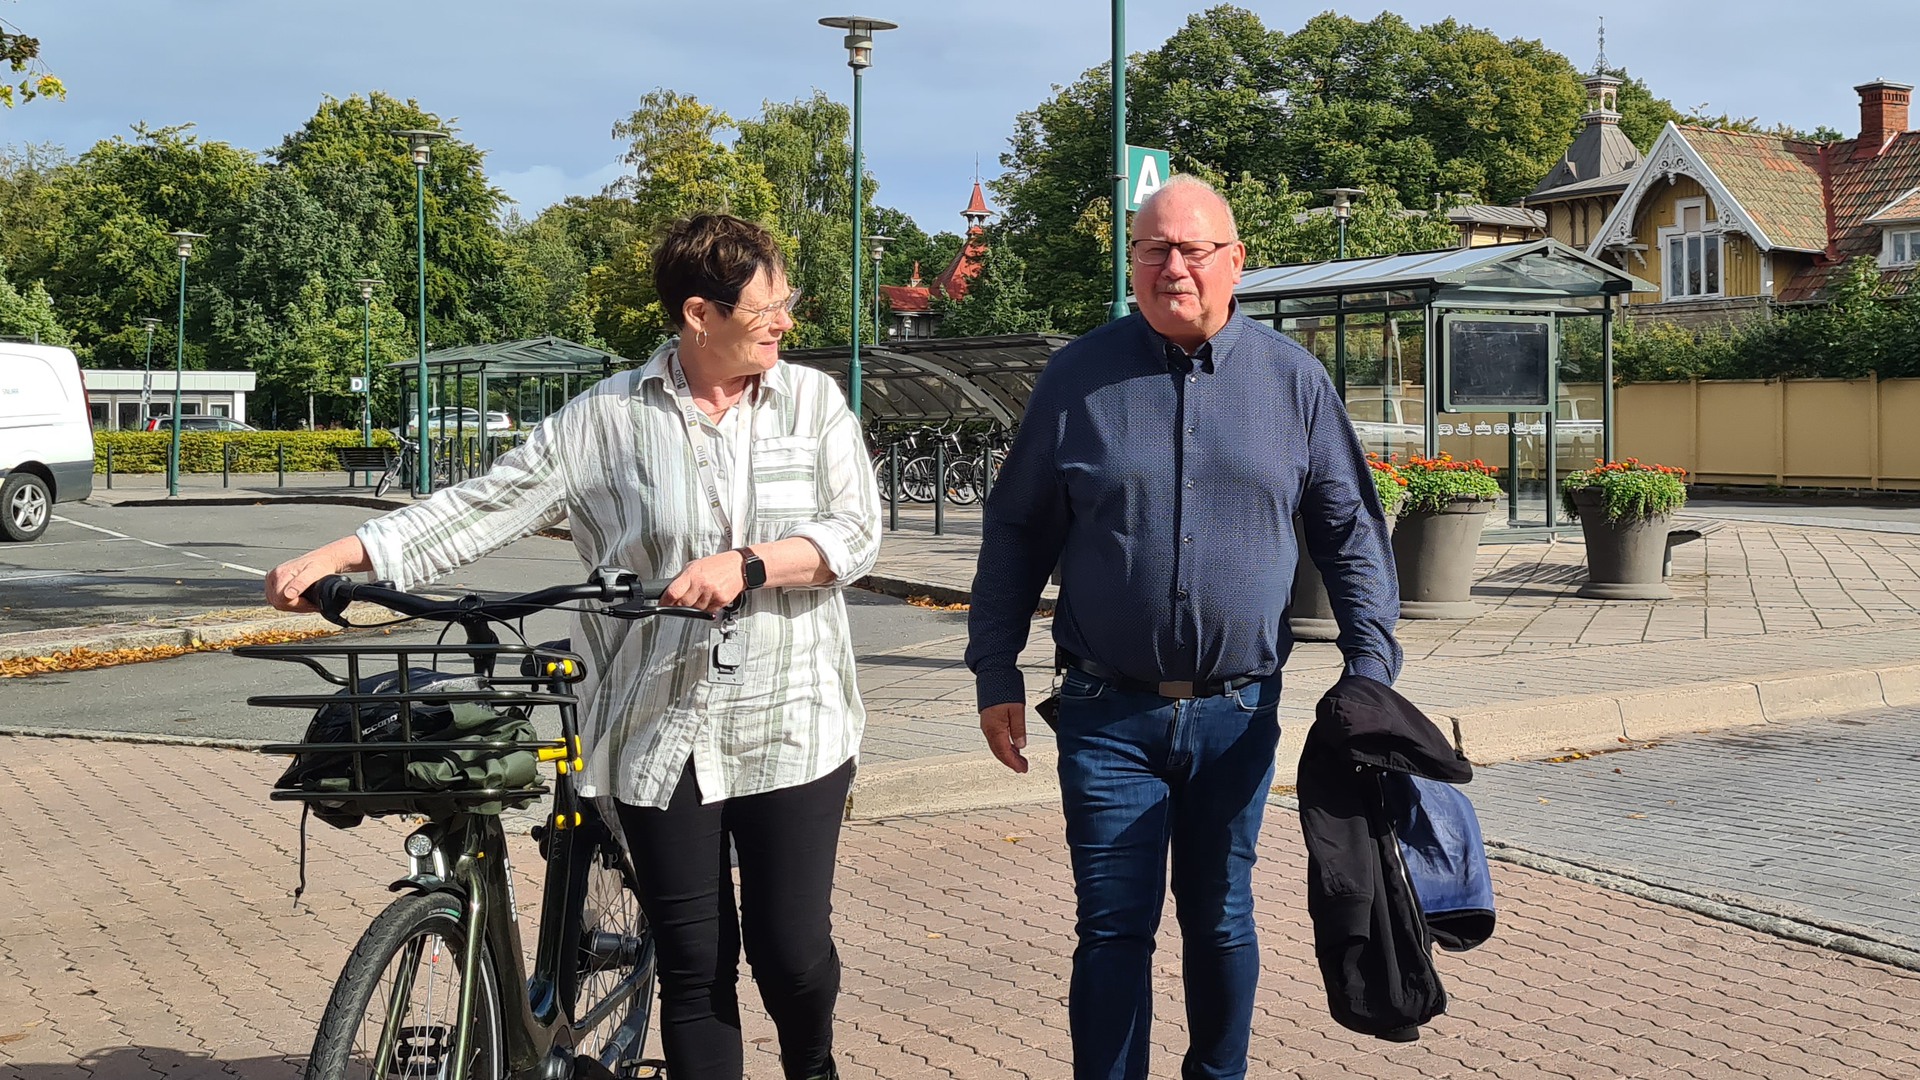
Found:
[1659,198,1722,301]
[1886,228,1920,266]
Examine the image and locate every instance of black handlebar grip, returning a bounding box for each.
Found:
[302,574,356,620]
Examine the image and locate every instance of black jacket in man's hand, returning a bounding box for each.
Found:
[1297,674,1491,1042]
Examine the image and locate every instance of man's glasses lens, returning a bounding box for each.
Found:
[1132,241,1230,266]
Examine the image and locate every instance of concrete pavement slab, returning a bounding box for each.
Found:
[1,736,1917,1079]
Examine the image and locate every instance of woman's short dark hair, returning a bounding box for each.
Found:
[653,213,787,329]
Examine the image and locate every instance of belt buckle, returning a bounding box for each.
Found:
[1157,680,1195,699]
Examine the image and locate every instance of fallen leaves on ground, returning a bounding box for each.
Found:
[905,594,969,612]
[0,626,339,678]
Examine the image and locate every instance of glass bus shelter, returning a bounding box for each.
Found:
[1232,239,1654,538]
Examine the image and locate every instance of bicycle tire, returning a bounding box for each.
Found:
[305,891,505,1080]
[557,807,659,1077]
[944,458,980,505]
[900,455,938,503]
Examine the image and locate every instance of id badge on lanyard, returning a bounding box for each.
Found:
[670,352,753,685]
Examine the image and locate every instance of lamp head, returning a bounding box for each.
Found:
[820,16,898,69]
[165,229,208,259]
[140,317,161,333]
[867,233,894,261]
[391,128,450,166]
[1319,187,1366,221]
[355,277,383,302]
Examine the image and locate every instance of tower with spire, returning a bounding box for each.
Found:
[1519,18,1643,250]
[876,173,997,339]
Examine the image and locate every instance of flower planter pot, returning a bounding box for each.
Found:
[1290,516,1396,642]
[1569,487,1674,600]
[1392,497,1494,619]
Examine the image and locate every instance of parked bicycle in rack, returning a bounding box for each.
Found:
[237,568,711,1079]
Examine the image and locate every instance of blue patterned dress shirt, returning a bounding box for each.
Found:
[966,310,1403,710]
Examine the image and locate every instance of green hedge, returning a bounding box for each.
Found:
[94,430,400,474]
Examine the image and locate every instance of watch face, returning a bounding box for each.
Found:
[742,550,768,589]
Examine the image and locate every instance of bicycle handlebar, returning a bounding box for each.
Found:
[302,568,694,628]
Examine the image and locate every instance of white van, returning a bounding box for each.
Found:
[0,343,95,541]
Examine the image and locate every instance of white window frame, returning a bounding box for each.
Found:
[1882,226,1920,267]
[1656,197,1725,302]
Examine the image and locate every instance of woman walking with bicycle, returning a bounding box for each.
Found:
[266,213,882,1080]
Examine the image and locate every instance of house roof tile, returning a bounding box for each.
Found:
[1781,130,1920,300]
[1679,126,1830,253]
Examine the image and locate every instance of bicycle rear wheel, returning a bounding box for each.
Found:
[559,806,659,1077]
[305,891,504,1080]
[899,455,938,503]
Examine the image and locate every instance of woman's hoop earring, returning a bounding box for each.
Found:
[694,330,708,349]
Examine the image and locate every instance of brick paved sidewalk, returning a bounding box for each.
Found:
[3,736,1918,1079]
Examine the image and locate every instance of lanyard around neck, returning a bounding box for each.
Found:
[669,351,754,548]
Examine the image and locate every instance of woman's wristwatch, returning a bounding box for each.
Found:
[737,547,767,590]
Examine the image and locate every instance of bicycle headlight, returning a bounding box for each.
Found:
[404,831,435,859]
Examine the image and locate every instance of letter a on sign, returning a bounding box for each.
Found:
[1126,145,1171,211]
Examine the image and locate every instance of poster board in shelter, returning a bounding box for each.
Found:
[1440,314,1555,412]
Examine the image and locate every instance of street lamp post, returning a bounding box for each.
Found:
[137,316,160,429]
[1110,0,1129,322]
[355,277,383,447]
[820,15,899,421]
[163,230,206,498]
[1321,187,1365,260]
[866,233,892,344]
[393,128,448,495]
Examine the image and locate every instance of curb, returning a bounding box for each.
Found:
[100,494,405,512]
[843,660,1920,820]
[0,610,341,661]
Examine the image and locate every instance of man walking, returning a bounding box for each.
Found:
[965,174,1403,1080]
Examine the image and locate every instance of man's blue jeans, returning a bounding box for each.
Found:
[1051,665,1283,1080]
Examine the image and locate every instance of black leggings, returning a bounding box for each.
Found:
[615,757,854,1080]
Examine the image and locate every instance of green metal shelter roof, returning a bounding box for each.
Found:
[387,336,630,377]
[782,334,1070,425]
[1232,239,1655,313]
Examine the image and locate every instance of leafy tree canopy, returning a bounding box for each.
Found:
[0,12,62,107]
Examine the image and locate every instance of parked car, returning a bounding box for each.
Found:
[144,415,257,432]
[1345,395,1425,459]
[0,343,94,541]
[405,407,515,436]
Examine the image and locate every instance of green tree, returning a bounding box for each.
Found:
[0,255,67,343]
[930,228,1053,336]
[0,12,62,107]
[505,195,646,347]
[1609,70,1683,151]
[0,142,68,272]
[274,93,528,347]
[867,204,962,303]
[31,123,266,368]
[992,6,1685,334]
[735,91,862,349]
[586,90,779,358]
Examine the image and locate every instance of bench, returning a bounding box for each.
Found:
[332,445,397,488]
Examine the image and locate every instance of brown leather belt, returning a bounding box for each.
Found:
[1059,651,1262,700]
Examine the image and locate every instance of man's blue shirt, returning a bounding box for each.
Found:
[966,310,1403,710]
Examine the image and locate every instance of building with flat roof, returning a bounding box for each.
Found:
[81,369,257,430]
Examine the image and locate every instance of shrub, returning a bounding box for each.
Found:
[1366,453,1409,517]
[1396,453,1500,515]
[1560,458,1689,522]
[94,430,399,474]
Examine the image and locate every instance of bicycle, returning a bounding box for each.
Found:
[237,569,711,1079]
[376,435,455,497]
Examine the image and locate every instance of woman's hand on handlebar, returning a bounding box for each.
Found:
[265,536,374,613]
[661,551,747,615]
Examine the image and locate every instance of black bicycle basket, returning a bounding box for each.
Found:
[240,642,585,829]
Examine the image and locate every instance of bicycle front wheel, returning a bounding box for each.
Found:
[306,891,504,1080]
[559,807,659,1077]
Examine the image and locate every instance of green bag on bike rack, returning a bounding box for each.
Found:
[275,668,544,828]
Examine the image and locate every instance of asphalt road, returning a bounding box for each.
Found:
[1468,706,1920,962]
[0,500,968,742]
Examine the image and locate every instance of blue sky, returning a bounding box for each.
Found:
[5,1,1917,236]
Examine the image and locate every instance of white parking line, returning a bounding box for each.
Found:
[50,515,271,577]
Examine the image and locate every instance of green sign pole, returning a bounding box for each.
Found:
[850,63,865,418]
[1109,0,1128,323]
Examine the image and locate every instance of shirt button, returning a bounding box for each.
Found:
[1186,427,1195,435]
[1177,589,1190,599]
[1185,480,1195,489]
[1188,375,1197,383]
[1182,535,1193,544]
